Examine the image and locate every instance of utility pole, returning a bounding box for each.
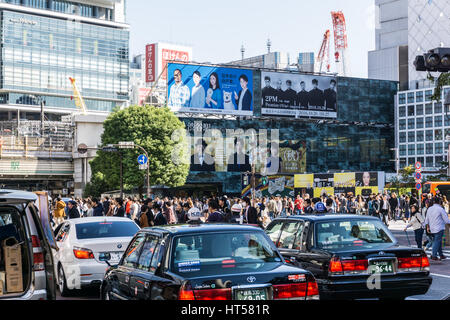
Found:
[120,151,124,199]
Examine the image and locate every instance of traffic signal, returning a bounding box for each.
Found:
[414,47,450,72]
[261,176,269,186]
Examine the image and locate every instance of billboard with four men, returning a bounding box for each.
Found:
[261,71,337,119]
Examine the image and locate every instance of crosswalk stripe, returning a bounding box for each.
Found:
[431,273,450,279]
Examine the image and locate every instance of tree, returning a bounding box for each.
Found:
[87,106,189,196]
[399,165,415,185]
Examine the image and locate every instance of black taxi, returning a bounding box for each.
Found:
[265,215,432,300]
[100,224,319,300]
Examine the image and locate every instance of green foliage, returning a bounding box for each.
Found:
[88,105,189,195]
[430,72,450,102]
[400,165,415,185]
[84,172,110,198]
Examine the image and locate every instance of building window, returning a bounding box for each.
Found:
[416,91,424,103]
[436,156,444,167]
[425,103,433,114]
[399,132,406,143]
[426,130,434,141]
[435,143,443,154]
[416,117,424,129]
[408,105,415,117]
[399,119,406,130]
[416,131,424,142]
[400,158,407,168]
[408,119,415,130]
[408,132,415,143]
[399,94,406,105]
[426,143,434,154]
[408,158,416,166]
[399,106,406,117]
[435,129,443,141]
[435,115,443,127]
[425,117,433,128]
[425,90,433,102]
[445,116,450,127]
[417,144,424,155]
[434,102,442,114]
[426,157,434,167]
[408,145,415,156]
[407,92,415,104]
[416,104,424,115]
[399,145,407,156]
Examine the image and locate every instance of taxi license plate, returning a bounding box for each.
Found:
[235,288,268,301]
[369,260,394,274]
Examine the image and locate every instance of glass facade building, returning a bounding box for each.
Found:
[182,76,398,195]
[396,86,450,171]
[0,1,129,114]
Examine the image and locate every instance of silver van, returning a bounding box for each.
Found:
[0,190,56,300]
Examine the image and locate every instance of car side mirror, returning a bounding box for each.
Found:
[99,252,111,266]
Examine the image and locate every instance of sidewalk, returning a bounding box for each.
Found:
[388,220,450,254]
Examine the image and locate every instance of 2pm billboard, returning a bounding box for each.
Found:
[261,71,337,119]
[167,63,254,116]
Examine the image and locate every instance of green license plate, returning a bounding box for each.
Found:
[235,288,268,300]
[369,260,394,274]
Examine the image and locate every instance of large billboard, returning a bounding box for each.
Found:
[168,63,254,116]
[261,71,337,119]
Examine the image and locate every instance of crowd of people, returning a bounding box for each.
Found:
[51,190,449,261]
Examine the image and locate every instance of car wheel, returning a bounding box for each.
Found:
[58,265,71,297]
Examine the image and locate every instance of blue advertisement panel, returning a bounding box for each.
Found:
[167,63,253,116]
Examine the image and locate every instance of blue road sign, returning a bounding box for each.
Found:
[415,172,422,180]
[137,154,148,165]
[416,183,422,191]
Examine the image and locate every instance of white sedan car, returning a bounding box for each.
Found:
[52,217,140,296]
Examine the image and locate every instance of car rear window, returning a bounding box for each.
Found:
[75,221,139,240]
[315,219,394,250]
[170,232,282,277]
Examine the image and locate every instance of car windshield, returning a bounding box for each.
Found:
[315,219,395,251]
[170,231,282,277]
[75,221,139,240]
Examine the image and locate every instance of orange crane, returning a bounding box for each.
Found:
[331,11,348,76]
[316,30,331,73]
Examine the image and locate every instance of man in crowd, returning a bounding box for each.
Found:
[424,197,450,261]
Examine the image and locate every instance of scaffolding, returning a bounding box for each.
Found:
[0,120,74,159]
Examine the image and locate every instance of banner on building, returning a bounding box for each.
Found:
[294,172,382,198]
[261,71,337,119]
[168,63,254,116]
[145,44,156,83]
[241,175,295,198]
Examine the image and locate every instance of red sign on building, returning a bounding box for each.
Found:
[161,48,189,80]
[145,44,156,83]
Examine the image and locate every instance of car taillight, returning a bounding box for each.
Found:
[73,247,94,259]
[306,281,320,300]
[273,283,307,300]
[398,255,429,272]
[194,288,232,300]
[329,257,368,275]
[178,283,232,300]
[31,235,45,271]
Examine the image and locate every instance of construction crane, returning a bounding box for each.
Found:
[69,77,87,115]
[316,30,331,73]
[331,11,348,76]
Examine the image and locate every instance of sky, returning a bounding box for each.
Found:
[126,0,377,78]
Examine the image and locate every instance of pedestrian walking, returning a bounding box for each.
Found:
[53,197,66,225]
[404,205,425,249]
[424,197,450,261]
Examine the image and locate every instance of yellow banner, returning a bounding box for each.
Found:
[355,187,379,197]
[334,173,356,188]
[314,187,334,198]
[294,174,314,188]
